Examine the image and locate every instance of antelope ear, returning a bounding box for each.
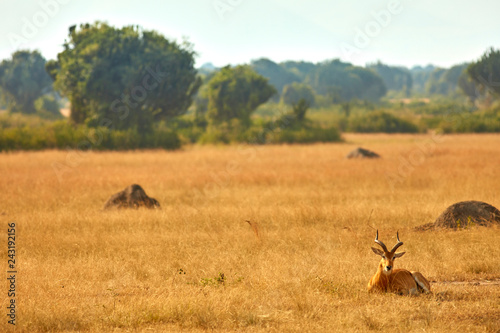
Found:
[393,251,406,259]
[371,247,384,256]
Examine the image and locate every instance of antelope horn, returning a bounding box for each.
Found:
[390,231,404,253]
[374,230,389,252]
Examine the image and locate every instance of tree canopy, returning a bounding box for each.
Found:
[281,82,315,106]
[410,65,435,94]
[307,59,387,102]
[423,64,471,96]
[467,47,500,98]
[367,61,412,96]
[47,22,201,132]
[280,61,317,81]
[458,70,479,103]
[0,50,53,114]
[205,65,276,125]
[251,58,300,96]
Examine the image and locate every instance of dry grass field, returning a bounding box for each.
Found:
[1,133,499,332]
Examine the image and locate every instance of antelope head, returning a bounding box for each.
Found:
[371,230,405,275]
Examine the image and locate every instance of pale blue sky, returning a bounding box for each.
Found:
[1,0,499,68]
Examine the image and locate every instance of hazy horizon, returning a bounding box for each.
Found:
[1,0,499,69]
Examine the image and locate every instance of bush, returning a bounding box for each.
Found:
[0,125,56,150]
[436,106,500,133]
[196,115,343,145]
[177,125,205,144]
[348,111,419,133]
[0,113,181,151]
[198,125,231,144]
[407,101,472,116]
[281,83,315,106]
[143,127,181,149]
[159,117,203,145]
[197,119,266,145]
[34,95,62,119]
[268,127,342,144]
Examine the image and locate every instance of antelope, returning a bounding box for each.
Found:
[367,230,431,295]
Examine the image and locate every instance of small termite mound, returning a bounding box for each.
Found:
[103,184,160,210]
[346,147,380,159]
[416,201,500,231]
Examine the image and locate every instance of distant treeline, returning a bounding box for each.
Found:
[244,56,494,103]
[2,101,499,151]
[0,115,181,151]
[0,21,499,151]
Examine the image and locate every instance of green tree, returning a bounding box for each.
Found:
[251,58,300,97]
[457,71,480,103]
[34,95,62,119]
[292,98,309,122]
[0,90,5,109]
[410,65,435,94]
[205,65,276,125]
[367,61,412,96]
[47,22,201,132]
[348,111,418,133]
[425,68,447,95]
[350,66,387,101]
[0,50,53,114]
[467,48,500,98]
[425,64,470,96]
[307,59,386,102]
[192,69,218,127]
[281,82,315,106]
[280,61,317,81]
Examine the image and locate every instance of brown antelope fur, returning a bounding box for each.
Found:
[367,230,431,295]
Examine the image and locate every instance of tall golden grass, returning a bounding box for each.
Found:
[1,133,499,332]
